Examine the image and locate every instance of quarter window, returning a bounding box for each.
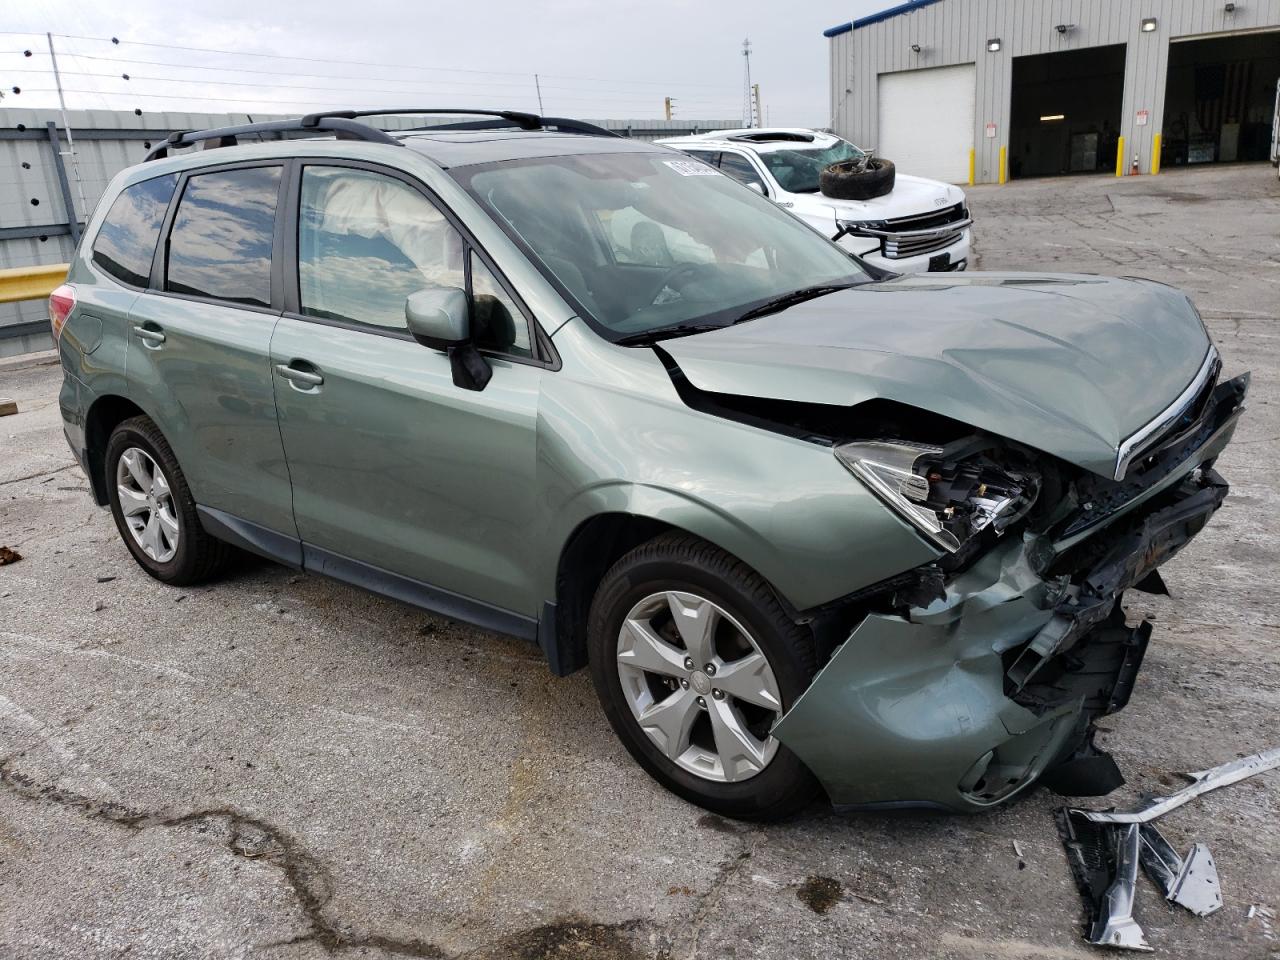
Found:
[298,166,464,330]
[91,174,177,287]
[166,166,281,307]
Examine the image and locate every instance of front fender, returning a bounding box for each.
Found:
[535,324,941,612]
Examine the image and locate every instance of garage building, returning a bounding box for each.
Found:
[826,0,1280,183]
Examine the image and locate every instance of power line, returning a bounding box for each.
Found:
[16,88,739,112]
[39,33,739,90]
[1,63,736,104]
[6,71,723,104]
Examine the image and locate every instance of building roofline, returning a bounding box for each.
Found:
[823,0,943,38]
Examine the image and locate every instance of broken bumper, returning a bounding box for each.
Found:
[773,376,1247,814]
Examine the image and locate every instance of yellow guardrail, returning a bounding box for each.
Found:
[0,263,70,305]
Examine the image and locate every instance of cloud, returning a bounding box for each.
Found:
[8,0,888,128]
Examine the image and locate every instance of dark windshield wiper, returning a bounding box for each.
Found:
[614,322,728,346]
[730,282,861,325]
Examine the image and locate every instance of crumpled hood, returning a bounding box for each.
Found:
[662,272,1212,477]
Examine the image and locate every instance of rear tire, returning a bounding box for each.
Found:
[588,533,820,821]
[105,416,232,585]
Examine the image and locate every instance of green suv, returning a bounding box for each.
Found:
[52,109,1248,820]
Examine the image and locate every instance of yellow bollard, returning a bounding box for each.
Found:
[968,148,975,186]
[998,146,1007,184]
[1151,133,1162,175]
[1115,135,1126,176]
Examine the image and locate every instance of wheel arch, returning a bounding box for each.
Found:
[84,394,150,505]
[545,505,805,678]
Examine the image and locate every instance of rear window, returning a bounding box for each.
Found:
[91,175,177,287]
[166,166,281,307]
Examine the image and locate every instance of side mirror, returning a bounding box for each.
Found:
[745,181,766,196]
[406,287,470,350]
[405,286,492,392]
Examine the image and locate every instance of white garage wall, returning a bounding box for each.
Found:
[876,63,977,182]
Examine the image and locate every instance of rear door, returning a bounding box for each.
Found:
[270,161,545,621]
[717,151,771,197]
[126,161,297,543]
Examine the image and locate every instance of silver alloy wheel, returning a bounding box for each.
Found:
[115,447,180,563]
[616,590,782,783]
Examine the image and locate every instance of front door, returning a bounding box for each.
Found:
[271,163,544,619]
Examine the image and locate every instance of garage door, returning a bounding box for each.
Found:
[877,63,976,183]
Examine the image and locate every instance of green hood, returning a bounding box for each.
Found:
[661,272,1213,478]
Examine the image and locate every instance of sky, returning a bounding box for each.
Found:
[2,0,888,128]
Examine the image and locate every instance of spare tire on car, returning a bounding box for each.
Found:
[819,156,896,201]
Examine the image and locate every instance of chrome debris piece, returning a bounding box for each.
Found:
[1058,745,1279,951]
[1089,824,1153,952]
[1138,825,1223,917]
[1137,823,1182,895]
[1076,746,1280,825]
[1056,809,1145,951]
[1167,844,1222,917]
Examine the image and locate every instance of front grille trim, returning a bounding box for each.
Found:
[1114,347,1220,480]
[883,202,967,231]
[883,229,964,259]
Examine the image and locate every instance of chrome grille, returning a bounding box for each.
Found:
[883,229,964,259]
[884,202,967,231]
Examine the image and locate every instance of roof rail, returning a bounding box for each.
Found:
[144,116,399,161]
[303,108,620,138]
[143,108,620,161]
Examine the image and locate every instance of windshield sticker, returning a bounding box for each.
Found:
[663,159,722,177]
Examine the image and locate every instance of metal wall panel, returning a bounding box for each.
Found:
[828,0,1280,183]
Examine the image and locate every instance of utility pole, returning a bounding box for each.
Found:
[741,38,754,128]
[46,33,90,233]
[534,74,545,114]
[663,96,676,121]
[752,84,762,130]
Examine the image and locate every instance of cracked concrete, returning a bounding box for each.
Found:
[1,163,1279,959]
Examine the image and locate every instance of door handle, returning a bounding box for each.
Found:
[275,363,324,388]
[132,325,165,346]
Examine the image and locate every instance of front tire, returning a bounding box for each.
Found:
[588,533,819,821]
[105,416,231,585]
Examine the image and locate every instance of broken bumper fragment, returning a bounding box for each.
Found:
[773,377,1247,813]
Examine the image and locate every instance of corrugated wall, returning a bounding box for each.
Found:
[0,108,735,353]
[829,0,1280,183]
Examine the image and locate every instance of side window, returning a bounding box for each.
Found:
[91,174,177,287]
[718,153,767,194]
[470,252,531,358]
[166,166,280,307]
[298,166,464,330]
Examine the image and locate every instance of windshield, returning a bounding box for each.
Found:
[453,151,870,340]
[758,139,866,194]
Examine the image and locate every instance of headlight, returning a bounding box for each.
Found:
[834,440,1039,553]
[836,219,888,236]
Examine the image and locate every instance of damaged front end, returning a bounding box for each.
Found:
[771,371,1249,813]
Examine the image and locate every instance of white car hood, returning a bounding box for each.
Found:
[795,174,966,226]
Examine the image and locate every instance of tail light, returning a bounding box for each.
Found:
[49,283,76,341]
